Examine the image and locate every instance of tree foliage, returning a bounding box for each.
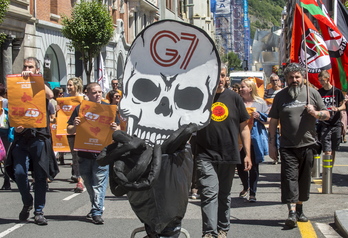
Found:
[222,51,242,72]
[0,0,10,45]
[249,0,285,38]
[61,0,114,82]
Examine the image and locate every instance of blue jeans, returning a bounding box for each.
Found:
[197,159,236,236]
[12,138,47,214]
[79,157,109,216]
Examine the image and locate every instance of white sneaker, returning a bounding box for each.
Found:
[190,193,200,199]
[218,230,227,238]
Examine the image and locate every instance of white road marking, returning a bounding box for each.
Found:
[316,222,342,238]
[0,223,26,238]
[63,192,83,201]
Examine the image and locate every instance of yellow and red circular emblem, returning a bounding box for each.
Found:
[211,102,228,122]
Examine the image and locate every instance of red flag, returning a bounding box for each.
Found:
[290,4,331,89]
[300,0,348,90]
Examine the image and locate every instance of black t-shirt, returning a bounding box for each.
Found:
[318,87,344,126]
[196,89,250,164]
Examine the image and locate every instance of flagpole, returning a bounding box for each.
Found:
[301,6,310,104]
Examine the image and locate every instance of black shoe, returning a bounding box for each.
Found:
[92,215,104,224]
[71,175,78,183]
[297,212,309,222]
[19,205,33,221]
[86,212,92,219]
[34,214,48,225]
[1,184,11,190]
[59,156,65,165]
[285,210,297,228]
[296,204,309,222]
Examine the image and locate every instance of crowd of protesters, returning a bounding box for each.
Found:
[1,58,347,238]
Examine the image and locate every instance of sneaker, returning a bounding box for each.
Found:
[74,182,84,193]
[218,230,227,238]
[92,215,104,224]
[71,175,78,183]
[249,195,257,202]
[19,205,33,221]
[190,193,200,199]
[86,212,92,219]
[285,210,297,228]
[34,214,48,225]
[272,159,279,165]
[239,190,248,198]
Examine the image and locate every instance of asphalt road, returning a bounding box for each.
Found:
[1,143,348,238]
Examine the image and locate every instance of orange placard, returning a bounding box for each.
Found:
[74,100,117,153]
[249,77,265,98]
[7,74,46,128]
[246,107,256,130]
[264,98,274,106]
[50,123,70,152]
[56,96,84,135]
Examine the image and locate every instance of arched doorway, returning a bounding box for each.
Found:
[44,44,67,88]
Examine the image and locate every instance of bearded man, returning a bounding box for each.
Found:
[268,63,329,229]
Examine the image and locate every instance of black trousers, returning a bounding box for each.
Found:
[280,147,314,203]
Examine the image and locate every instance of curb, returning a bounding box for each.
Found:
[334,209,348,238]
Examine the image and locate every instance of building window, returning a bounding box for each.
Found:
[51,0,58,15]
[178,0,184,17]
[166,0,174,12]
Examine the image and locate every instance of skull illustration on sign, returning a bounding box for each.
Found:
[120,20,220,145]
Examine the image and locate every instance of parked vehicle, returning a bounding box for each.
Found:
[229,71,267,87]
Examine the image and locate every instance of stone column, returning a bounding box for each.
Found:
[1,35,15,85]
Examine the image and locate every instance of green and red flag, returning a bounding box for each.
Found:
[290,4,331,89]
[300,0,348,91]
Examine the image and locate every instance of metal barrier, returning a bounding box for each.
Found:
[322,154,333,194]
[130,227,190,238]
[311,154,321,178]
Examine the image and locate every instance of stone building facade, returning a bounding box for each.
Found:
[0,0,131,88]
[0,0,215,88]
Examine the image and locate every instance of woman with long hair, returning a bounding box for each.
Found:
[66,77,85,193]
[237,78,269,202]
[108,89,127,131]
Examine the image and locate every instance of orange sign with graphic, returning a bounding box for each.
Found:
[56,96,84,135]
[246,107,256,130]
[74,100,116,153]
[264,98,274,106]
[7,74,46,128]
[50,123,70,152]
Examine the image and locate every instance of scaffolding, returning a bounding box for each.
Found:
[213,0,250,66]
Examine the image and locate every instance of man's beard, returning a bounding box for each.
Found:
[288,82,303,99]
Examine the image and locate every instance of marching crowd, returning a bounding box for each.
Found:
[0,57,346,238]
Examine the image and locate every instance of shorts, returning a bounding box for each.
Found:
[319,124,341,152]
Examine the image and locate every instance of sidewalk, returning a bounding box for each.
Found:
[318,141,348,237]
